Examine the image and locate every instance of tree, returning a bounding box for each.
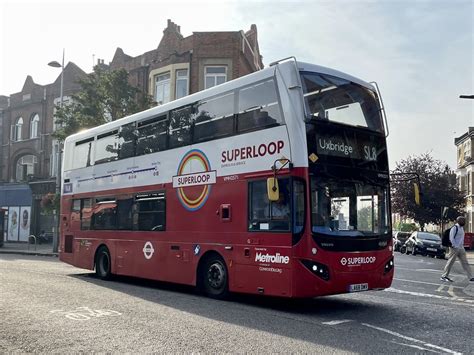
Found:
[53,66,154,141]
[391,152,464,230]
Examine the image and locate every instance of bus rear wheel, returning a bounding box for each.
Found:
[201,256,229,299]
[95,246,112,280]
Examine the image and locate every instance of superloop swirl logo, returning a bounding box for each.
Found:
[173,149,216,211]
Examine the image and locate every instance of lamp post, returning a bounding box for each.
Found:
[48,49,64,253]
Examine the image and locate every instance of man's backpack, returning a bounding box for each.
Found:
[441,225,458,247]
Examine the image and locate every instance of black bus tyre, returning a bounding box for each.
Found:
[95,246,112,280]
[201,255,229,299]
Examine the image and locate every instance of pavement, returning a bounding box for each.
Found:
[0,241,473,264]
[0,241,58,257]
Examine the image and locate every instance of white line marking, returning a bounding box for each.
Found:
[322,320,352,325]
[390,340,441,353]
[397,267,464,277]
[394,278,465,289]
[417,269,445,273]
[362,323,462,355]
[385,287,474,306]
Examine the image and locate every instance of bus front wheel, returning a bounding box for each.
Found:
[95,246,112,280]
[200,255,229,299]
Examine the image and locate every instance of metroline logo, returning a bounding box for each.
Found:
[255,252,290,264]
[340,256,376,266]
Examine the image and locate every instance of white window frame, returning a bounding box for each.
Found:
[53,96,71,131]
[11,117,23,141]
[204,66,227,89]
[50,140,59,177]
[175,69,189,99]
[155,72,171,105]
[30,114,39,139]
[15,154,37,181]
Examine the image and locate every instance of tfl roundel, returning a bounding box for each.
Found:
[172,149,216,211]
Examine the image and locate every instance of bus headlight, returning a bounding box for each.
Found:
[384,257,394,274]
[301,259,330,281]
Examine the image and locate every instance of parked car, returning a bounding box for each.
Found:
[404,231,445,258]
[393,231,411,252]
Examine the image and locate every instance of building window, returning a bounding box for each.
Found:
[53,96,71,131]
[176,69,189,99]
[15,154,37,181]
[465,141,471,159]
[11,117,23,141]
[205,66,227,89]
[155,72,171,105]
[30,114,39,139]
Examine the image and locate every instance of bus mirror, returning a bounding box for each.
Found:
[414,183,421,206]
[267,178,279,201]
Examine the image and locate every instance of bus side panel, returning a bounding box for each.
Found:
[231,244,292,297]
[113,237,195,285]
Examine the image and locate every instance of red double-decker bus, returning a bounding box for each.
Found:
[59,58,393,298]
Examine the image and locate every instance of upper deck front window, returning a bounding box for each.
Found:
[301,72,384,134]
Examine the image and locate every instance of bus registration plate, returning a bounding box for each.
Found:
[349,283,368,292]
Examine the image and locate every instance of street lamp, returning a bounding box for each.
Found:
[48,49,65,253]
[459,95,474,99]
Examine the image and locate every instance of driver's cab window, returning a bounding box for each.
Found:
[249,179,290,231]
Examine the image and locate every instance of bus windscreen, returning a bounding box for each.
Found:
[301,72,384,134]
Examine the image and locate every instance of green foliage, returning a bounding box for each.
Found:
[396,222,417,232]
[53,66,154,141]
[40,193,60,215]
[391,152,464,230]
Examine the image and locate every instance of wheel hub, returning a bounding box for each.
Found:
[207,263,225,289]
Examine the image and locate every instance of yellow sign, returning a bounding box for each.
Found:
[309,153,319,163]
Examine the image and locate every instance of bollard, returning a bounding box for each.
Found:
[28,235,37,251]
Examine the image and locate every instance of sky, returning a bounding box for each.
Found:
[0,0,473,169]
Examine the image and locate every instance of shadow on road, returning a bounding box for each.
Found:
[67,271,399,353]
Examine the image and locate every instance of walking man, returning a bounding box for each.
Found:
[441,216,474,282]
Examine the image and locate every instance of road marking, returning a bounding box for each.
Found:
[385,287,474,306]
[322,320,352,325]
[394,278,465,289]
[390,341,441,353]
[50,306,122,321]
[416,269,445,273]
[397,267,464,277]
[362,323,462,355]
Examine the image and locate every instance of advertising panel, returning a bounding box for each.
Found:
[19,206,31,242]
[7,207,20,241]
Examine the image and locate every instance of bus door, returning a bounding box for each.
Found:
[233,178,303,297]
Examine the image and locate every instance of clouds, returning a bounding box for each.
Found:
[1,0,472,168]
[234,0,473,168]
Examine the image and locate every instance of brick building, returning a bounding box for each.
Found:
[0,20,263,241]
[109,20,262,105]
[455,127,474,232]
[0,64,86,241]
